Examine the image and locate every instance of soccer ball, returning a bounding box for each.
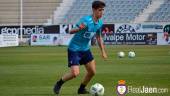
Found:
[90,83,104,96]
[128,51,135,58]
[118,51,125,58]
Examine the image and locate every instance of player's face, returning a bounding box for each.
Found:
[93,8,104,19]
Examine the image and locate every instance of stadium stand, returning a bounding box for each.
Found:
[133,0,164,23]
[0,0,62,25]
[53,0,75,25]
[1,0,169,25]
[57,0,152,24]
[0,0,20,25]
[147,0,170,22]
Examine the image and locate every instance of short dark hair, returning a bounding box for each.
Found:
[92,0,106,9]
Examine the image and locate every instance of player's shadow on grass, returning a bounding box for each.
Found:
[55,93,91,96]
[22,93,90,96]
[21,94,54,96]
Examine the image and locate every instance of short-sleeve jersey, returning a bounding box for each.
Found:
[68,15,103,51]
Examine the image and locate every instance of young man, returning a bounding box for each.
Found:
[53,0,107,94]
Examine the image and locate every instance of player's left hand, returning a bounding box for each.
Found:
[102,52,108,59]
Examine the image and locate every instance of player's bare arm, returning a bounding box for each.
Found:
[96,34,107,59]
[69,23,86,34]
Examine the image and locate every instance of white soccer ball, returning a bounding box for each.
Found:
[90,83,104,96]
[118,51,125,58]
[128,51,135,58]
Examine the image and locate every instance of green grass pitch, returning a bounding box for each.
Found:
[0,45,170,96]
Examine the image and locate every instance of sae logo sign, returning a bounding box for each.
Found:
[116,80,127,96]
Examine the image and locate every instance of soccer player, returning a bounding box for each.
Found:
[53,0,107,94]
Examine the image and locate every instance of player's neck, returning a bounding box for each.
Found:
[92,14,99,23]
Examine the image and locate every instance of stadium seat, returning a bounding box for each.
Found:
[0,0,62,25]
[147,0,170,22]
[60,0,152,24]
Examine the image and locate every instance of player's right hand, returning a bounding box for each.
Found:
[79,23,86,30]
[69,23,86,34]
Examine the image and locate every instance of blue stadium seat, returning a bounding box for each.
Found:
[147,0,170,22]
[62,0,152,24]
